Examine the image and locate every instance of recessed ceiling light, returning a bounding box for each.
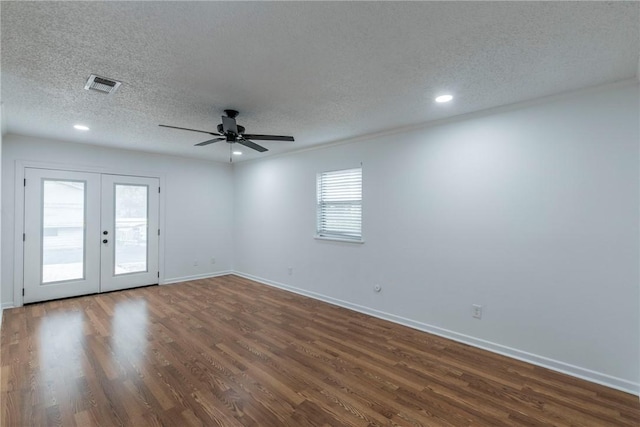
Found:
[435,94,453,103]
[73,124,90,131]
[233,151,242,155]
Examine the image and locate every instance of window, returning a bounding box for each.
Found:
[316,167,362,242]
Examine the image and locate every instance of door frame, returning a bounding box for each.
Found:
[13,160,166,307]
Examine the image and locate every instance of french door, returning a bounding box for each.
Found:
[23,168,159,303]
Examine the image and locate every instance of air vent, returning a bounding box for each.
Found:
[84,74,122,94]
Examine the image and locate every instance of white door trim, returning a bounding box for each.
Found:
[13,160,166,307]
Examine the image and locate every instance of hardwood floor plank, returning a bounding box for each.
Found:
[2,275,639,426]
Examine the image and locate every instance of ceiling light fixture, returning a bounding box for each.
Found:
[233,151,243,155]
[73,124,90,131]
[435,94,453,103]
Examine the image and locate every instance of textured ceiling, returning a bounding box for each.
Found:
[1,2,639,163]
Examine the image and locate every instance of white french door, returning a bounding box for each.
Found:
[100,174,159,293]
[24,169,101,302]
[23,168,160,303]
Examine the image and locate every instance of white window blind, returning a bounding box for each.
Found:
[316,167,362,241]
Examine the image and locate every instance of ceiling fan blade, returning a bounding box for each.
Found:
[195,138,225,146]
[159,124,221,136]
[237,139,268,152]
[222,116,238,134]
[241,134,294,142]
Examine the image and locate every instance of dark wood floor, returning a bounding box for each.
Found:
[2,275,639,426]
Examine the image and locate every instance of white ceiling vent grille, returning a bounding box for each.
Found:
[84,74,122,94]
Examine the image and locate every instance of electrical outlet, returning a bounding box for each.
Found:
[288,267,293,275]
[472,304,482,319]
[210,257,216,264]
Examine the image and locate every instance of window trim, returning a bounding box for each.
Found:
[313,235,365,244]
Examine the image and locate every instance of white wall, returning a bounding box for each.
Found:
[233,81,640,393]
[1,135,234,306]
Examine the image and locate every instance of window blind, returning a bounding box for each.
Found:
[316,168,362,241]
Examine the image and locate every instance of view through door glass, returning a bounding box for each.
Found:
[42,180,86,283]
[114,184,148,275]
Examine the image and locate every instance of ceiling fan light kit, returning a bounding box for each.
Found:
[159,110,294,160]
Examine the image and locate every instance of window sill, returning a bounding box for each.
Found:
[314,235,364,244]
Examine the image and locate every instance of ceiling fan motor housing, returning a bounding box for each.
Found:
[217,123,245,135]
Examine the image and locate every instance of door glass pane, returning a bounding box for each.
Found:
[114,184,148,275]
[42,180,85,283]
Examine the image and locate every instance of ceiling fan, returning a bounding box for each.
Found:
[159,109,294,154]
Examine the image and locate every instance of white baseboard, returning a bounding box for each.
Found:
[233,271,639,396]
[0,303,15,330]
[163,270,233,285]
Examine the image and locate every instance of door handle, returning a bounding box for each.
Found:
[103,239,108,244]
